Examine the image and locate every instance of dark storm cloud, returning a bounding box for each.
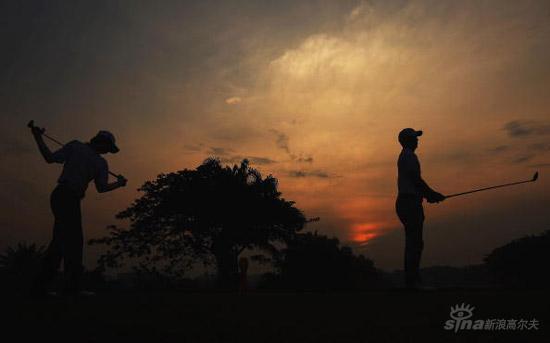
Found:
[288,170,330,178]
[503,120,550,138]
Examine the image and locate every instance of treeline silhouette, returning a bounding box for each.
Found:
[4,229,549,292]
[3,158,548,292]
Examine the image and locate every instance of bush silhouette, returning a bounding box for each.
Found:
[0,242,45,292]
[262,232,379,290]
[484,230,550,287]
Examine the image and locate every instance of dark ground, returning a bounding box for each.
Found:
[3,289,548,343]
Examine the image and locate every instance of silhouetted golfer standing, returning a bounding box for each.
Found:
[30,126,127,297]
[396,128,445,289]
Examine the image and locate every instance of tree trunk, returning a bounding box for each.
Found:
[212,240,239,290]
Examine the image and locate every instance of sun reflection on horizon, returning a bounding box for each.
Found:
[351,223,382,245]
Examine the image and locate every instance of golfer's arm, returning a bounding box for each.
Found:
[32,134,56,163]
[95,166,124,193]
[412,171,436,197]
[96,181,122,193]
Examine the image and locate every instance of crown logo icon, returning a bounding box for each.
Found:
[449,303,475,320]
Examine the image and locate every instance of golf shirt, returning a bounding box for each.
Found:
[397,147,421,197]
[51,140,109,198]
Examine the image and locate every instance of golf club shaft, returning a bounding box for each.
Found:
[28,121,120,178]
[41,132,65,147]
[446,179,535,198]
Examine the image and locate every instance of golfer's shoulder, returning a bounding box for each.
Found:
[96,155,108,167]
[57,140,81,156]
[65,140,90,152]
[63,140,80,149]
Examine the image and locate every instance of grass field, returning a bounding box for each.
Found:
[3,289,548,342]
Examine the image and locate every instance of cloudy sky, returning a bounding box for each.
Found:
[1,0,549,270]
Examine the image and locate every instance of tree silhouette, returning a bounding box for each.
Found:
[262,232,379,290]
[484,230,550,288]
[91,158,309,288]
[0,242,45,291]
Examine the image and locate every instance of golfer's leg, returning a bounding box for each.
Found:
[63,232,83,294]
[411,220,424,285]
[404,223,417,287]
[404,204,425,287]
[31,189,64,295]
[62,198,83,295]
[31,230,63,295]
[397,198,416,287]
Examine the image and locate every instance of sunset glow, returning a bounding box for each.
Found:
[351,223,381,245]
[2,0,549,270]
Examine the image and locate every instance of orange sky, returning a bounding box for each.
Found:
[1,0,549,269]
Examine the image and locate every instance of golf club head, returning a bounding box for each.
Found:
[532,172,539,182]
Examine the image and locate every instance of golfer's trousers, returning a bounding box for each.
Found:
[396,194,424,287]
[35,185,83,294]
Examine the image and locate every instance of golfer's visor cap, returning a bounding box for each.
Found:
[398,128,423,142]
[94,130,119,153]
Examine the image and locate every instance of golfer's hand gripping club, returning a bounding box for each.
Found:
[28,120,46,137]
[27,120,125,181]
[116,174,128,187]
[427,191,446,203]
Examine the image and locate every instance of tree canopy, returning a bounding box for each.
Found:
[91,158,309,287]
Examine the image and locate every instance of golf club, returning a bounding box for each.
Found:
[27,120,122,178]
[445,172,539,199]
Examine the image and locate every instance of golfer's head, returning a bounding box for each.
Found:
[90,131,119,154]
[398,128,422,149]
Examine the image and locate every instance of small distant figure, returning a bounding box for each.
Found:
[396,128,445,290]
[29,126,127,297]
[238,257,249,292]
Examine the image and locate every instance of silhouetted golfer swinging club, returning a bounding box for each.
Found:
[28,120,127,298]
[445,172,539,199]
[27,120,120,178]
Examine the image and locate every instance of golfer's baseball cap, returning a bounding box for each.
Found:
[398,128,423,143]
[94,130,119,153]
